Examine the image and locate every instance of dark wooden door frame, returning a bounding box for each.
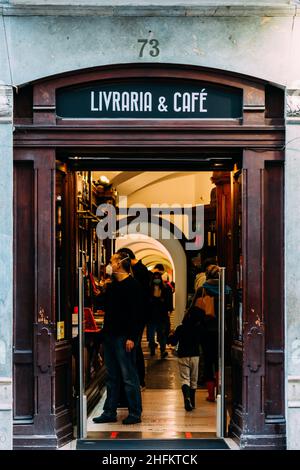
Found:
[13,63,285,449]
[13,148,58,449]
[229,151,285,449]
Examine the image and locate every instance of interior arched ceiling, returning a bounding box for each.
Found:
[92,171,122,184]
[115,235,174,272]
[133,248,171,264]
[93,170,214,205]
[134,253,172,268]
[116,172,189,196]
[116,230,186,326]
[138,257,171,268]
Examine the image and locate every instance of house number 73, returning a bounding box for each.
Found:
[138,39,160,57]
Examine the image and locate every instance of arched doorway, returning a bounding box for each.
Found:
[13,63,285,449]
[116,228,187,327]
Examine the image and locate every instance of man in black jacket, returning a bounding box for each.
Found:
[93,252,143,425]
[117,247,151,388]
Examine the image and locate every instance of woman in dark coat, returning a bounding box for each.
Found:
[193,264,220,402]
[168,306,205,411]
[193,264,232,401]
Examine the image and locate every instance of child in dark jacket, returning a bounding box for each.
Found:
[168,306,205,411]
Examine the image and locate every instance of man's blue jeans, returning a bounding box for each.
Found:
[103,335,142,418]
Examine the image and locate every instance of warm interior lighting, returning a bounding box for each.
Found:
[99,175,110,184]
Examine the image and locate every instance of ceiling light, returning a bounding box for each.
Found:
[100,175,110,184]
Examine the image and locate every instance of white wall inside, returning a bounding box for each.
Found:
[125,173,213,207]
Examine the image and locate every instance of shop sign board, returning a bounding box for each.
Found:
[56,80,242,120]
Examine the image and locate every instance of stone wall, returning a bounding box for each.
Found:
[286,92,300,448]
[0,85,13,450]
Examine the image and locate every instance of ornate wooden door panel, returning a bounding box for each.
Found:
[13,149,58,448]
[13,161,35,422]
[229,150,285,449]
[263,162,284,421]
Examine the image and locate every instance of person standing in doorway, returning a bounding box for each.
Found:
[93,252,143,424]
[194,257,217,292]
[193,264,229,402]
[116,247,151,389]
[152,263,174,337]
[148,272,173,358]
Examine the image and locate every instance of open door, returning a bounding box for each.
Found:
[211,167,242,438]
[216,267,226,438]
[60,168,107,440]
[226,169,243,437]
[13,151,73,448]
[55,163,75,445]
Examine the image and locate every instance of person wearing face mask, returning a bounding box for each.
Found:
[105,263,114,277]
[148,272,173,359]
[152,264,174,338]
[92,252,143,425]
[116,248,151,390]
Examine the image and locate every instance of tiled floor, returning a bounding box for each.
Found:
[88,388,216,437]
[88,345,217,438]
[61,344,242,448]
